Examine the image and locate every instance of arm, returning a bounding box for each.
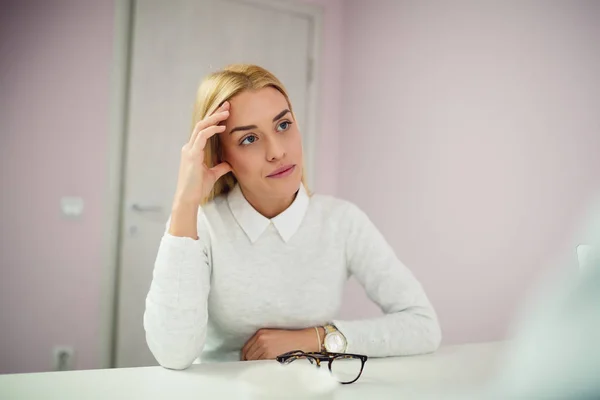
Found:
[143,101,231,369]
[143,203,211,370]
[332,203,442,357]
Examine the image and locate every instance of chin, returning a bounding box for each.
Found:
[279,176,302,194]
[266,170,302,196]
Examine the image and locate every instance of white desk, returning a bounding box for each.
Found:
[0,342,505,399]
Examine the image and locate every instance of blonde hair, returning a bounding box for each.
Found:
[191,64,308,204]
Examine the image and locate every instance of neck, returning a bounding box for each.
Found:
[241,186,298,219]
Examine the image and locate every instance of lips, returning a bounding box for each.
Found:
[267,164,295,177]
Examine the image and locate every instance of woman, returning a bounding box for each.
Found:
[143,64,441,370]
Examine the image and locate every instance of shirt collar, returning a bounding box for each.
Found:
[227,183,309,243]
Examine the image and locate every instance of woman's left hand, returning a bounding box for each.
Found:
[241,328,322,361]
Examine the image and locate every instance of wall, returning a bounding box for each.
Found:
[337,0,600,344]
[0,0,115,373]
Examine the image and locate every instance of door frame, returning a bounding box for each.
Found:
[100,0,323,368]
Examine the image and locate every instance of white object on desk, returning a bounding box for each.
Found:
[238,362,338,399]
[577,244,598,272]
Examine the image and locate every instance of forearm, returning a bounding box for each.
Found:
[333,306,441,357]
[143,232,211,369]
[288,326,326,353]
[168,201,199,239]
[279,327,325,353]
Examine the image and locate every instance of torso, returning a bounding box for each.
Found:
[198,193,352,362]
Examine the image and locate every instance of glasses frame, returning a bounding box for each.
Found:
[276,350,368,384]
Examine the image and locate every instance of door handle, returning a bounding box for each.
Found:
[131,203,163,212]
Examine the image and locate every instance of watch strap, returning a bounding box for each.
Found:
[323,324,337,335]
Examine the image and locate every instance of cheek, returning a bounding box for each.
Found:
[223,147,258,175]
[287,130,303,156]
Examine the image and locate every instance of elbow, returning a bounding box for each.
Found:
[154,353,195,371]
[420,314,442,354]
[427,320,443,352]
[146,334,202,371]
[144,313,205,371]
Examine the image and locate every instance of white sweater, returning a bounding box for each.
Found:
[143,184,441,369]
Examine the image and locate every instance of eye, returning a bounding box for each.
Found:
[240,135,258,146]
[276,120,292,132]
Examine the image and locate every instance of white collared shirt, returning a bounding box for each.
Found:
[227,183,310,243]
[144,184,441,368]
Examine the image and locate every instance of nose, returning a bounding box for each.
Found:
[265,136,286,162]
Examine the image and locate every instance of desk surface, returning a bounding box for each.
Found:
[0,341,505,399]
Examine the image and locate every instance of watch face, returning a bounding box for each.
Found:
[325,332,346,352]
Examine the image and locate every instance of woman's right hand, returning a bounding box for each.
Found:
[173,101,232,207]
[169,102,232,238]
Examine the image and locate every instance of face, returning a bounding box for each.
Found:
[218,87,303,200]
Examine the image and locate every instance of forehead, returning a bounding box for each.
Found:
[227,87,289,125]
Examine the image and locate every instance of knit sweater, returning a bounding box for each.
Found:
[143,183,441,369]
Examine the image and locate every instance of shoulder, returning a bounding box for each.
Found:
[200,193,227,215]
[197,193,231,225]
[308,193,369,224]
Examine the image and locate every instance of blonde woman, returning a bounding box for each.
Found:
[144,64,441,369]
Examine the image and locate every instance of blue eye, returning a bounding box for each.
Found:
[240,135,257,146]
[277,121,291,132]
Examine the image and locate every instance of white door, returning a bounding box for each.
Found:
[115,0,321,367]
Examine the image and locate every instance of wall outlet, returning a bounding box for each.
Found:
[52,346,75,371]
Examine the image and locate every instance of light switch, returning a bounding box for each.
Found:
[60,197,84,218]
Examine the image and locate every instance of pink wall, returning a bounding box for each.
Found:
[0,0,114,373]
[336,0,600,344]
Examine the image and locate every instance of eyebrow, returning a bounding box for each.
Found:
[272,109,291,122]
[229,109,291,135]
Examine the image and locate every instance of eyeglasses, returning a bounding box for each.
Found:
[276,350,368,384]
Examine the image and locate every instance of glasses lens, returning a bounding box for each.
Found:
[330,356,363,383]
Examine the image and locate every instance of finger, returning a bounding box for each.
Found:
[209,162,232,180]
[188,119,204,146]
[189,101,229,144]
[193,124,226,151]
[210,100,229,113]
[216,101,230,113]
[189,108,229,145]
[245,343,266,361]
[242,333,260,361]
[208,101,229,124]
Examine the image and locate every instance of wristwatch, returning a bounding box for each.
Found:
[322,324,347,353]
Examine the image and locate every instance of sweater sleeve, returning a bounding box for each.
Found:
[332,202,442,357]
[143,208,212,370]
